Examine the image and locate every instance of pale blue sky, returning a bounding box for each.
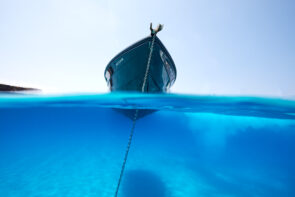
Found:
[0,0,294,96]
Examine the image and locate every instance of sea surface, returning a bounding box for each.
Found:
[0,93,294,197]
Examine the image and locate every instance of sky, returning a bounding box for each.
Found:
[0,0,294,97]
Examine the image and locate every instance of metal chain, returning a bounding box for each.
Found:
[114,109,139,197]
[114,33,157,197]
[142,35,156,92]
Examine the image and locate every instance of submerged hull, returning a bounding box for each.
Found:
[104,36,176,93]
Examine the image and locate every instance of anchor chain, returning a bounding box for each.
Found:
[114,23,163,197]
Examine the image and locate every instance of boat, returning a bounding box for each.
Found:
[104,24,177,119]
[104,24,177,118]
[104,24,176,93]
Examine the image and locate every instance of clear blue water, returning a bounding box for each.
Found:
[0,93,294,197]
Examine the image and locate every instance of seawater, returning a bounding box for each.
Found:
[0,93,294,197]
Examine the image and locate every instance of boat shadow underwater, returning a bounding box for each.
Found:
[122,169,167,197]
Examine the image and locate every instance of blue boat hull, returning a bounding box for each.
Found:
[104,36,176,93]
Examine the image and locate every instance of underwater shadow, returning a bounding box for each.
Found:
[122,169,167,197]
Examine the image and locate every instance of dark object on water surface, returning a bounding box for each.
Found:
[104,24,177,119]
[0,84,39,92]
[104,27,176,93]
